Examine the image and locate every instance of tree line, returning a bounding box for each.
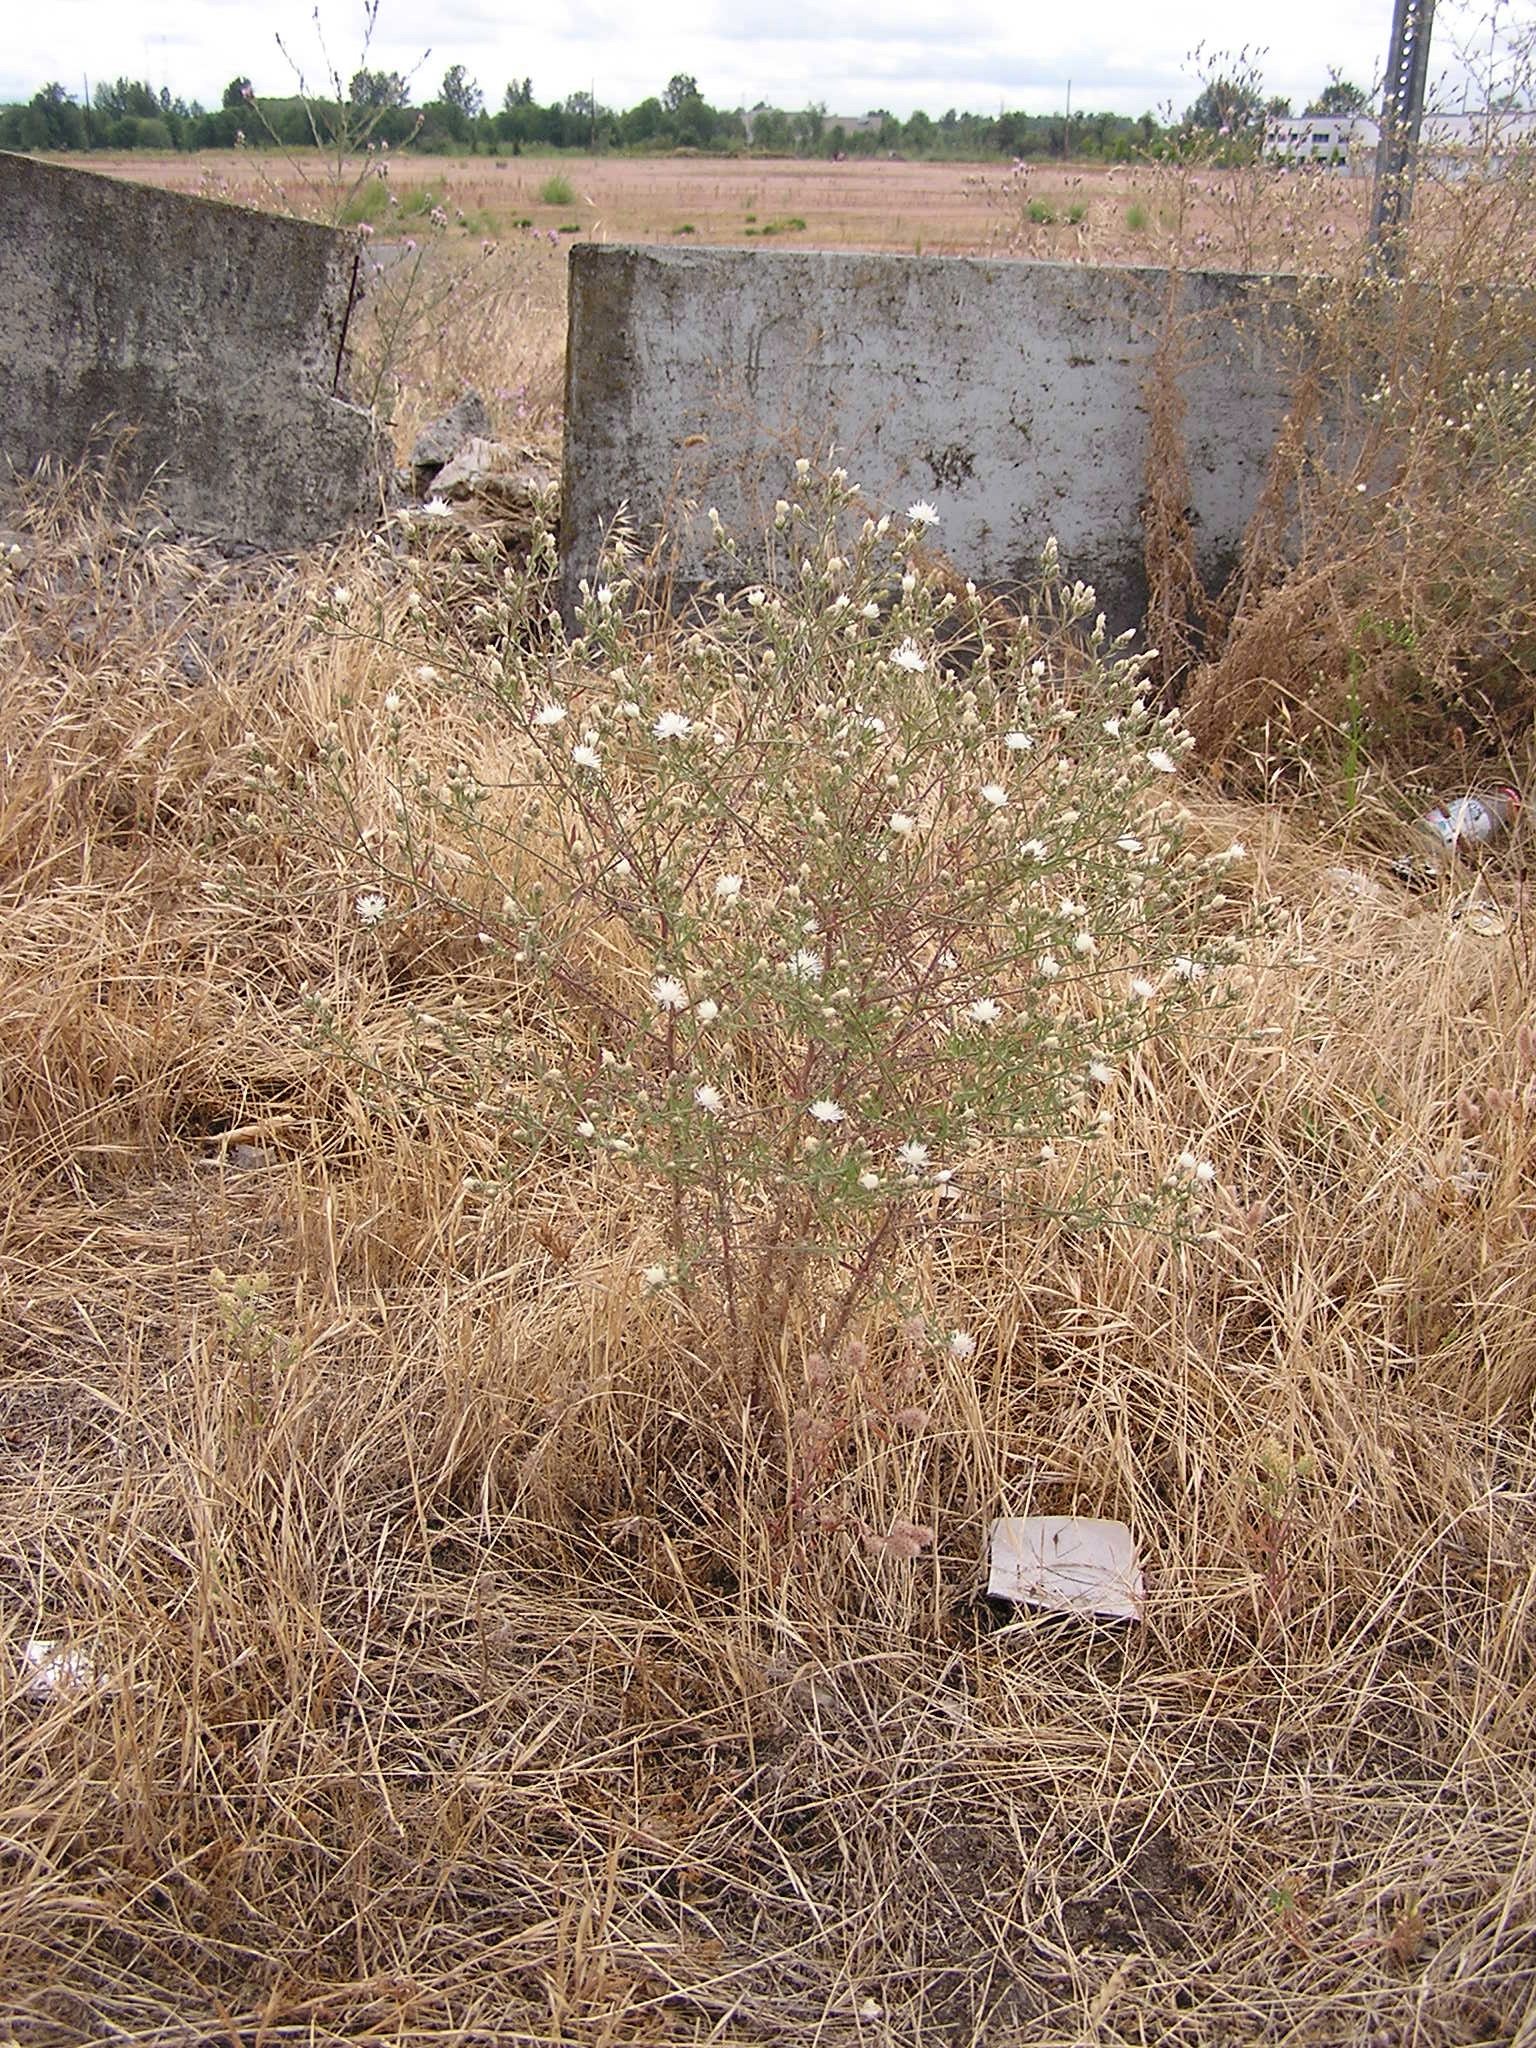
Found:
[0,67,1372,161]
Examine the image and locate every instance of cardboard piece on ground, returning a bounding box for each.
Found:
[988,1516,1144,1621]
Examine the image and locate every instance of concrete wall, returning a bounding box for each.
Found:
[562,246,1295,631]
[0,153,381,550]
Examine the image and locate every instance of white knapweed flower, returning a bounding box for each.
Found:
[861,601,881,620]
[1147,747,1177,774]
[808,1099,844,1125]
[1005,731,1033,751]
[1088,1060,1115,1087]
[1030,658,1048,679]
[421,496,452,518]
[1058,897,1086,919]
[948,1330,976,1360]
[889,812,918,837]
[533,701,567,728]
[415,664,439,684]
[968,998,1001,1025]
[1020,838,1048,860]
[572,743,601,770]
[693,1083,724,1115]
[383,691,402,715]
[907,500,940,527]
[1038,1142,1057,1163]
[331,585,351,608]
[1038,954,1062,979]
[1116,834,1143,854]
[745,587,767,608]
[695,998,720,1025]
[651,976,688,1012]
[1214,839,1247,865]
[897,1140,931,1172]
[1073,929,1097,956]
[862,715,887,735]
[653,710,692,740]
[1195,1159,1217,1184]
[785,949,824,982]
[979,783,1009,808]
[1172,956,1206,983]
[1103,717,1122,737]
[354,890,387,926]
[1176,1150,1200,1176]
[1130,976,1156,1001]
[892,640,927,674]
[859,1170,882,1190]
[642,1263,673,1290]
[713,873,744,903]
[595,584,613,609]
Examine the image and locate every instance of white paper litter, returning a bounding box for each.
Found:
[988,1516,1144,1621]
[21,1638,104,1700]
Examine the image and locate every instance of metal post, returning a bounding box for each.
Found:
[1371,0,1436,261]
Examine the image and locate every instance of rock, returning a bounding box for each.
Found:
[409,392,491,489]
[432,436,558,512]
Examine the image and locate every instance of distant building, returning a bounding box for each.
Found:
[1419,107,1536,174]
[1265,112,1378,170]
[1265,105,1536,176]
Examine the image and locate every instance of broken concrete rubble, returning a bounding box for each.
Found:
[409,391,492,493]
[401,394,560,549]
[0,152,383,552]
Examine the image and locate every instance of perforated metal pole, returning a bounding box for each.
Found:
[1371,0,1436,263]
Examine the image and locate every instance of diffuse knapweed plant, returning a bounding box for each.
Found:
[315,469,1243,1393]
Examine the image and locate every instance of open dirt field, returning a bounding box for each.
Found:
[92,148,1373,270]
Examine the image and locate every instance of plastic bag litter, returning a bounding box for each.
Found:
[988,1516,1144,1621]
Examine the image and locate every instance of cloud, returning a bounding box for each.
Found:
[2,0,1502,124]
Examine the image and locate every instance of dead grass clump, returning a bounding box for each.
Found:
[1182,128,1536,789]
[1,469,1534,2045]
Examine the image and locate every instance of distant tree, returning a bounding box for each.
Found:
[750,105,793,150]
[94,78,161,121]
[664,73,700,114]
[903,108,934,151]
[440,65,484,118]
[1184,76,1265,134]
[349,68,408,109]
[502,77,533,108]
[1266,94,1294,118]
[221,77,252,109]
[1307,72,1369,116]
[29,82,86,149]
[620,95,665,145]
[669,87,715,148]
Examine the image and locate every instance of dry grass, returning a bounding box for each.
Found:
[2,411,1535,2048]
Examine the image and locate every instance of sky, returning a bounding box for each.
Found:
[1,0,1518,121]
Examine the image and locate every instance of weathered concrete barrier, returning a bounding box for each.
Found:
[0,153,381,550]
[562,245,1295,630]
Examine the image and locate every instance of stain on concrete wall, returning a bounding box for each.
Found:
[0,153,381,550]
[562,245,1295,631]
